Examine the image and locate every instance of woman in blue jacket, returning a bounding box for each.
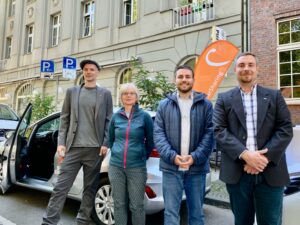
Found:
[108,83,154,225]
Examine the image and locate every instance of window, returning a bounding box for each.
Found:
[123,0,137,26]
[8,0,16,17]
[278,18,300,99]
[16,83,33,114]
[25,25,34,54]
[36,117,60,135]
[119,68,132,84]
[183,56,197,69]
[51,14,61,46]
[117,68,133,105]
[5,37,12,59]
[278,18,300,45]
[278,50,300,98]
[82,1,95,37]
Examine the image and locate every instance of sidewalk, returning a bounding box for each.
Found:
[205,167,231,209]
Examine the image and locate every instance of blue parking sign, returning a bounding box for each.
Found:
[41,60,54,73]
[63,56,77,79]
[63,57,76,69]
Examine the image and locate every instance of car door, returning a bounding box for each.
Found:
[0,103,32,193]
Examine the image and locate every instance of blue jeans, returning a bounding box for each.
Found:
[162,171,206,225]
[226,173,284,225]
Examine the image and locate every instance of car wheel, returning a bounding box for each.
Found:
[91,177,115,225]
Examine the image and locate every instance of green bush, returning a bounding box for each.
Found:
[28,94,55,122]
[131,60,175,111]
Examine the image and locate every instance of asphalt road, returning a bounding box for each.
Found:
[0,186,233,225]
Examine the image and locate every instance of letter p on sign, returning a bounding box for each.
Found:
[63,56,76,70]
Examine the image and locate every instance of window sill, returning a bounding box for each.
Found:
[80,34,92,39]
[285,99,300,105]
[48,44,59,49]
[119,21,137,28]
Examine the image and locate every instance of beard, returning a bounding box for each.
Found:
[239,71,256,84]
[177,84,193,93]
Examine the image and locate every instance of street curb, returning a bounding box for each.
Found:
[204,178,231,209]
[205,196,231,209]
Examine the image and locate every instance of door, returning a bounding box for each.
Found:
[0,103,32,193]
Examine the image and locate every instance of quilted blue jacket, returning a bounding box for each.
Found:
[154,91,214,174]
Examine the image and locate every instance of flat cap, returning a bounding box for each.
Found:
[80,59,100,71]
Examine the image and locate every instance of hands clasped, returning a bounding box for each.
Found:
[241,149,269,175]
[174,155,194,170]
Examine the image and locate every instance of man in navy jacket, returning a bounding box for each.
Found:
[154,65,214,225]
[214,52,293,225]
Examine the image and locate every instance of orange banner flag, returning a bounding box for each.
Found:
[193,40,239,99]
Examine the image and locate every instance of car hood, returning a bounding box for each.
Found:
[0,119,19,130]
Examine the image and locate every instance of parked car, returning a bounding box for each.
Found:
[282,125,300,225]
[0,103,20,142]
[0,103,211,225]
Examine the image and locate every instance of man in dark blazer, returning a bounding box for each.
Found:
[214,52,293,225]
[42,59,113,225]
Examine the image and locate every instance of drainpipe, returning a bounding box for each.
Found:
[241,0,250,52]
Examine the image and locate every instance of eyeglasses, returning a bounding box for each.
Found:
[122,92,136,96]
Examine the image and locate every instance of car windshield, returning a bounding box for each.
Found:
[0,105,19,121]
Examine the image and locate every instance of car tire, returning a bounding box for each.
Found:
[91,177,115,225]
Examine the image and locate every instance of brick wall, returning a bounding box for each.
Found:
[249,0,300,124]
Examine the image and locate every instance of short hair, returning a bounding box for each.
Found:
[80,59,100,71]
[119,83,140,104]
[234,52,258,66]
[175,65,194,78]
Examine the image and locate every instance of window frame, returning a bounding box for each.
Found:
[51,13,61,47]
[117,67,133,105]
[277,17,300,101]
[82,0,95,37]
[5,37,12,59]
[16,83,33,114]
[25,24,34,54]
[8,0,16,17]
[123,0,137,26]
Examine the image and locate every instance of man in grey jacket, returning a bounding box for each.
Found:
[42,59,113,225]
[154,65,214,225]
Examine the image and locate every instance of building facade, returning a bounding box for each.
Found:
[0,0,242,115]
[249,0,300,124]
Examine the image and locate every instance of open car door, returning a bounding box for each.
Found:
[0,103,32,193]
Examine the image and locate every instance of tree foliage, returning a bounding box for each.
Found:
[28,94,55,122]
[131,60,175,111]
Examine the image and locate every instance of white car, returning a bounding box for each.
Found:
[282,126,300,225]
[0,103,20,142]
[0,103,212,225]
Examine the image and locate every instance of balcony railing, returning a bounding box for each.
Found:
[173,1,214,29]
